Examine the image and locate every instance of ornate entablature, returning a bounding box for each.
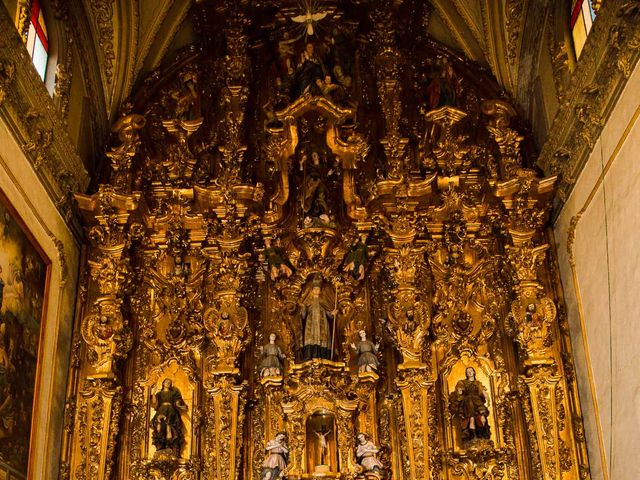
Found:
[62,2,590,480]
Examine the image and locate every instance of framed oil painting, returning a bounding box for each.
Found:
[0,193,49,479]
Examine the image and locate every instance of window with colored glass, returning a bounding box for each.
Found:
[25,0,49,81]
[570,0,597,58]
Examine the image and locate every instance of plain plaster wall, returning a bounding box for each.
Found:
[554,62,640,480]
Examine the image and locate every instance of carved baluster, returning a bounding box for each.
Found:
[218,10,250,188]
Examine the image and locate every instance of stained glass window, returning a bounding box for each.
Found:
[570,0,596,58]
[25,0,48,81]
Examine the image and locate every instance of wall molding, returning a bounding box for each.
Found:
[537,0,640,212]
[0,6,89,238]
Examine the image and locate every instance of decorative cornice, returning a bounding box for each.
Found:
[0,7,90,234]
[537,0,640,211]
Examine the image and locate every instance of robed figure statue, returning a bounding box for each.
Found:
[300,275,336,361]
[448,367,491,444]
[151,378,188,457]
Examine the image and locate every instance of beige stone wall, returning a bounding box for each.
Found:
[554,62,640,480]
[0,117,79,479]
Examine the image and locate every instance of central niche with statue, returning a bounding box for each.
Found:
[62,2,590,480]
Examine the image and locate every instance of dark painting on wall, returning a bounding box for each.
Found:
[0,196,48,478]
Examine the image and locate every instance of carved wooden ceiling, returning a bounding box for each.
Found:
[78,0,532,119]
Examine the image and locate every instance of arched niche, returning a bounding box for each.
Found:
[441,355,502,453]
[142,359,199,462]
[305,410,338,475]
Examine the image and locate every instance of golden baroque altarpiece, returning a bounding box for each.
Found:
[61,2,590,480]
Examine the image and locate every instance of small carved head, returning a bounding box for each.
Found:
[465,367,476,380]
[269,333,277,342]
[357,432,367,444]
[358,330,367,340]
[526,303,537,313]
[162,378,173,389]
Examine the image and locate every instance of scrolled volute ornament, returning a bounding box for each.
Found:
[204,296,250,374]
[81,298,131,378]
[386,293,430,368]
[482,99,522,179]
[106,113,146,192]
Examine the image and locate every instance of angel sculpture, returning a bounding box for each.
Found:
[342,236,367,281]
[262,432,289,480]
[259,333,285,377]
[356,433,383,472]
[351,330,379,373]
[264,238,295,281]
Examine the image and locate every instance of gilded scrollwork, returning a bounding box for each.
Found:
[63,3,592,480]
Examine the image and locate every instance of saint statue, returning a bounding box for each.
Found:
[264,238,294,281]
[342,236,367,280]
[294,43,326,98]
[425,58,456,110]
[300,150,332,225]
[175,69,202,121]
[356,433,383,472]
[259,333,285,377]
[151,378,188,456]
[448,367,491,443]
[262,432,289,480]
[351,330,379,373]
[300,275,336,361]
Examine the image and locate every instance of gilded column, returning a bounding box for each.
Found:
[382,217,436,480]
[64,112,144,480]
[202,240,253,480]
[488,100,584,479]
[68,186,139,480]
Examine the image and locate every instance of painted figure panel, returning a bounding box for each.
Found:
[0,197,47,478]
